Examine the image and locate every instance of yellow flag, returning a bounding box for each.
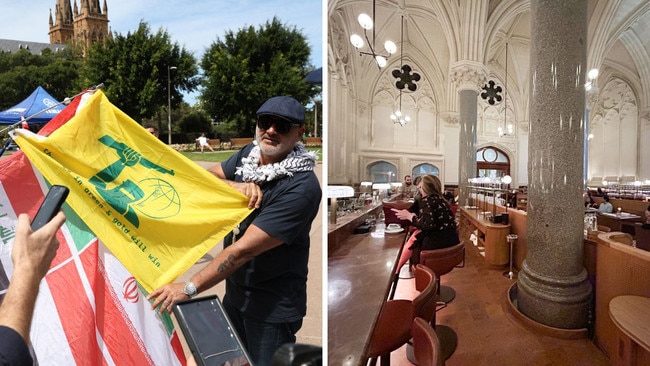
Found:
[12,91,251,292]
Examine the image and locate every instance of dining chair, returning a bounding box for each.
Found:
[418,240,466,361]
[411,317,444,366]
[634,223,650,251]
[367,264,437,366]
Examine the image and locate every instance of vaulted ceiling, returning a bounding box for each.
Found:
[328,0,650,114]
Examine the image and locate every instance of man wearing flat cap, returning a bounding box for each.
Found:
[149,96,321,366]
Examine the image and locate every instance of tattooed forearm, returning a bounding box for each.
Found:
[217,254,236,273]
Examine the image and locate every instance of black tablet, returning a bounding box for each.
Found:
[173,295,252,366]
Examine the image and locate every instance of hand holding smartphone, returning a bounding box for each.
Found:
[31,185,69,231]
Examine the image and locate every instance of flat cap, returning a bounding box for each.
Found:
[256,96,305,125]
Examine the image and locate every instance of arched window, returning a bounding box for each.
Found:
[476,146,510,179]
[412,163,439,178]
[367,161,398,183]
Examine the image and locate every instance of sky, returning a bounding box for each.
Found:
[0,0,324,102]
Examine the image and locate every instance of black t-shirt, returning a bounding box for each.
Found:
[220,144,321,322]
[0,326,32,365]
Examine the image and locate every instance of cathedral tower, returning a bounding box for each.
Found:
[49,0,110,49]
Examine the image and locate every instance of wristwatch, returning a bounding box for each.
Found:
[183,280,198,298]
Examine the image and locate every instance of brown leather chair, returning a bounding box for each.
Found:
[635,223,650,251]
[368,265,437,366]
[418,241,465,361]
[419,240,466,305]
[412,317,444,366]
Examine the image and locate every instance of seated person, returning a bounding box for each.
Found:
[598,195,613,213]
[443,190,455,205]
[391,174,459,274]
[400,175,417,199]
[584,191,595,208]
[643,204,650,229]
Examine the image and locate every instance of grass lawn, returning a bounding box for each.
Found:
[180,146,322,163]
[1,146,322,163]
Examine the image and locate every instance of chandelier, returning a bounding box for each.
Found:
[390,15,420,126]
[483,43,513,136]
[349,0,397,69]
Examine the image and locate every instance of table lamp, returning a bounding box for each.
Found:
[328,185,355,224]
[372,183,391,200]
[360,181,373,194]
[502,175,512,213]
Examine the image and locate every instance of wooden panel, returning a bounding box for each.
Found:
[593,233,650,364]
[459,206,511,265]
[610,198,648,218]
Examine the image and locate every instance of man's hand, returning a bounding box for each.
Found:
[209,163,263,209]
[231,181,263,209]
[147,282,187,314]
[13,212,66,280]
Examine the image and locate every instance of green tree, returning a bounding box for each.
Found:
[0,47,84,110]
[304,93,322,138]
[200,17,318,137]
[81,21,199,124]
[179,107,212,134]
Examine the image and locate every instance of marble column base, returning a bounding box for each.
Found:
[516,261,592,329]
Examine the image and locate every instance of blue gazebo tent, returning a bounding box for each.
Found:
[0,86,63,125]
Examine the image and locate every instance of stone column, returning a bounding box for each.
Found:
[516,0,592,329]
[450,62,486,207]
[584,86,599,186]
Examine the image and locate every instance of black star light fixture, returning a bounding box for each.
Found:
[481,42,513,136]
[481,80,502,105]
[390,15,420,126]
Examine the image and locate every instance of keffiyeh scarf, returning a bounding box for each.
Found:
[235,141,317,184]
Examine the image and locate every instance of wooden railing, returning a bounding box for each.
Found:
[593,232,650,365]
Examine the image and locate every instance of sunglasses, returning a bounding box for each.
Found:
[257,116,301,134]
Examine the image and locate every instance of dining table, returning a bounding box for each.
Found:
[328,223,407,366]
[609,295,650,365]
[597,211,642,234]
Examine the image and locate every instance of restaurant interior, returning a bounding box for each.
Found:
[327,1,650,365]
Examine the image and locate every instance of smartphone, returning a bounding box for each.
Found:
[31,185,69,231]
[173,295,252,366]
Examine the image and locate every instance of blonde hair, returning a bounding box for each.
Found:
[420,174,442,198]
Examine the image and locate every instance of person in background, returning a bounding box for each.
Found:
[443,189,455,205]
[144,124,159,138]
[196,133,215,153]
[400,174,417,198]
[643,204,650,229]
[412,176,423,201]
[148,96,321,366]
[584,190,595,208]
[391,174,459,274]
[0,211,66,365]
[598,195,613,213]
